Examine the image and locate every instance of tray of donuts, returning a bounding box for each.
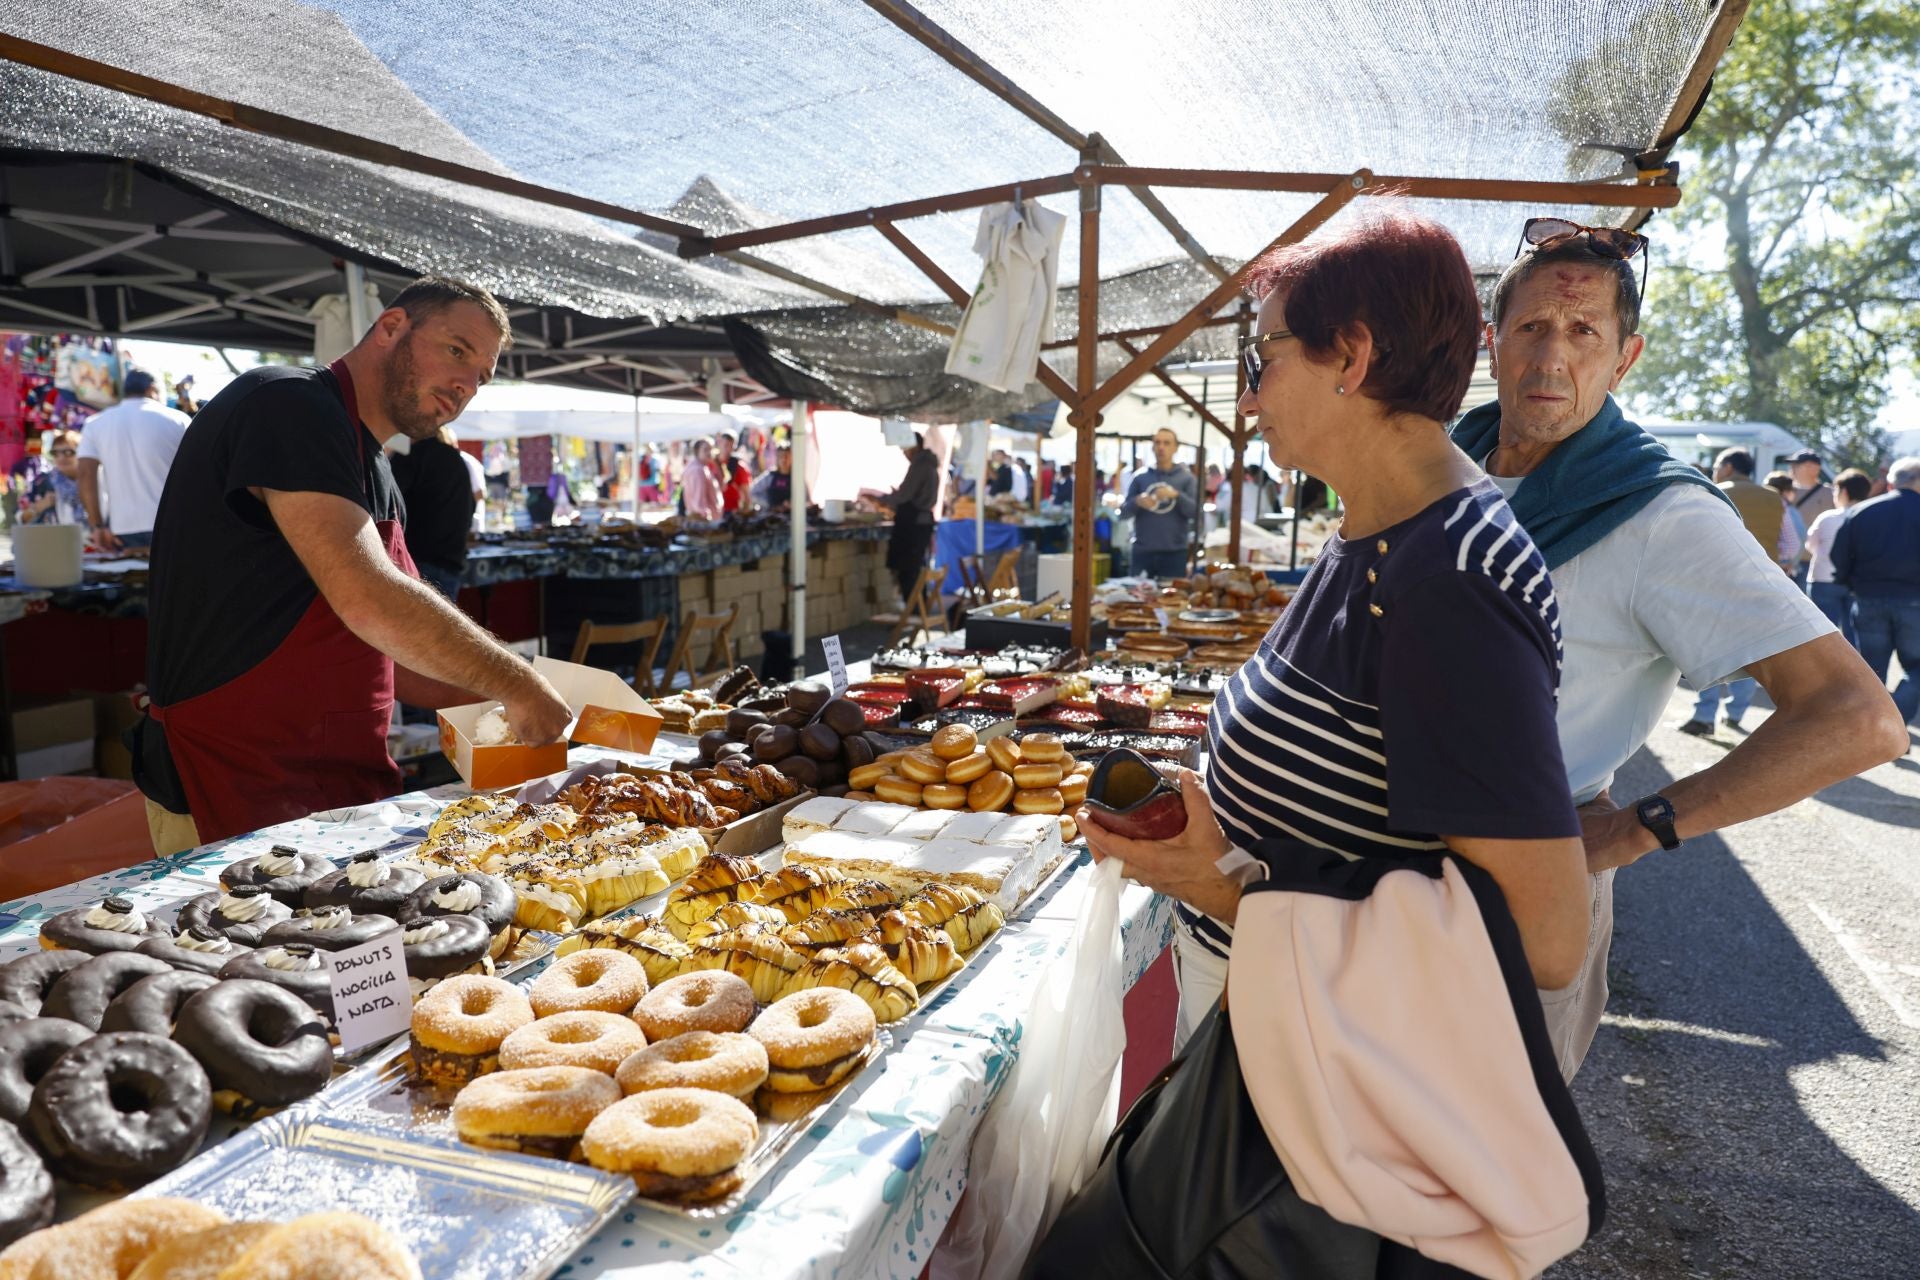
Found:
[324,949,892,1218]
[840,725,1092,841]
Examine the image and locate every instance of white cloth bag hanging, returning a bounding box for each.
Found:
[944,199,1068,392]
[931,857,1129,1280]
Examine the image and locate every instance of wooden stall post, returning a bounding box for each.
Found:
[1228,300,1251,563]
[1068,167,1101,652]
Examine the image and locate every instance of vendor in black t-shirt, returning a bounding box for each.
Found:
[131,278,572,854]
[389,425,478,599]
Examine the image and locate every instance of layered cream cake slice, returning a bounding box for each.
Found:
[784,831,918,882]
[935,811,1006,844]
[781,796,857,845]
[889,809,956,843]
[893,839,1025,910]
[832,802,918,836]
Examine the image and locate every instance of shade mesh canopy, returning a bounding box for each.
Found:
[1,0,1721,414]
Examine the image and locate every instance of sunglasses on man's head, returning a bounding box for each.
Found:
[1518,216,1650,296]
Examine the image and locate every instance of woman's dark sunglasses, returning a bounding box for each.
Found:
[1518,216,1650,295]
[1238,328,1294,394]
[49,448,76,457]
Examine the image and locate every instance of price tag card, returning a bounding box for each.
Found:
[822,634,848,695]
[1153,608,1169,629]
[325,926,412,1054]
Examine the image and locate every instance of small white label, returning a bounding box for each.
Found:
[324,926,412,1053]
[1153,608,1169,629]
[823,634,848,695]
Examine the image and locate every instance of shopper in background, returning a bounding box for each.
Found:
[986,448,1014,496]
[1010,456,1033,503]
[20,429,86,526]
[1764,470,1807,573]
[1126,426,1197,578]
[1832,456,1920,724]
[76,369,190,550]
[1787,449,1834,582]
[1682,448,1794,735]
[715,431,751,514]
[870,431,940,604]
[1805,468,1872,646]
[389,425,478,600]
[681,439,723,520]
[749,442,793,512]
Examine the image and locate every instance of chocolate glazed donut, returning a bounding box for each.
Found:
[400,913,493,983]
[135,927,253,977]
[36,898,170,955]
[173,979,332,1114]
[0,1119,53,1247]
[173,885,291,947]
[0,1003,29,1028]
[0,952,86,1015]
[401,872,518,939]
[0,1018,91,1125]
[40,953,173,1031]
[217,946,333,1022]
[304,853,426,918]
[219,845,333,906]
[25,1031,211,1189]
[99,971,218,1037]
[260,910,399,953]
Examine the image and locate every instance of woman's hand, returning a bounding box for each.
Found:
[1075,769,1242,923]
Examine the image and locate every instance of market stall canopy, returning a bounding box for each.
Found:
[446,384,783,444]
[3,0,1738,418]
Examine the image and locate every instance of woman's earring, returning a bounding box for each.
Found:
[1335,386,1345,396]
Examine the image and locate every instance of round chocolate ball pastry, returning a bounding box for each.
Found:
[799,722,842,762]
[37,896,170,955]
[173,884,293,947]
[0,1118,53,1248]
[0,1003,27,1029]
[0,951,87,1016]
[40,952,173,1031]
[217,943,333,1022]
[399,912,495,995]
[820,698,867,739]
[303,852,427,918]
[134,923,255,977]
[218,844,332,906]
[172,979,332,1117]
[401,872,518,960]
[98,970,217,1037]
[0,1018,91,1125]
[24,1031,211,1190]
[260,906,399,953]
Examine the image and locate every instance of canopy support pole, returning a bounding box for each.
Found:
[1067,165,1101,652]
[344,260,371,346]
[1229,301,1251,564]
[1193,425,1207,573]
[790,400,811,675]
[630,385,642,522]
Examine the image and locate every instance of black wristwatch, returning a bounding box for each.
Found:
[1634,794,1682,852]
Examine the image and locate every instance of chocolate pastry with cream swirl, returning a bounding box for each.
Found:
[218,844,332,905]
[398,912,495,994]
[304,852,427,917]
[135,923,254,976]
[37,897,169,955]
[218,943,334,1021]
[260,907,400,952]
[173,884,293,947]
[400,872,518,959]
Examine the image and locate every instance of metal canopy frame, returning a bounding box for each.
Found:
[2,0,1747,647]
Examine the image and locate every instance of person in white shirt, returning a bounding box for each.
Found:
[1804,468,1873,646]
[457,443,487,533]
[76,369,190,550]
[1009,458,1032,503]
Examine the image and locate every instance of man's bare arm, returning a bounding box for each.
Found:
[262,488,570,742]
[76,459,119,550]
[1583,633,1907,871]
[394,667,483,711]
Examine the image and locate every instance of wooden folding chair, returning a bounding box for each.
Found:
[887,564,949,647]
[957,555,990,609]
[985,550,1021,600]
[569,617,668,697]
[658,604,740,692]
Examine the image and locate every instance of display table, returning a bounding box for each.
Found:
[0,740,1172,1280]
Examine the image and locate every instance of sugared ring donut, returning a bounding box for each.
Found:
[749,988,876,1093]
[1018,732,1066,763]
[615,1031,768,1099]
[632,971,757,1041]
[207,1210,418,1279]
[172,978,332,1116]
[40,952,173,1031]
[37,897,170,955]
[498,1011,648,1076]
[218,845,332,905]
[0,1018,90,1125]
[260,908,399,952]
[24,1032,211,1189]
[529,949,649,1018]
[452,1066,620,1161]
[98,970,217,1037]
[0,951,87,1016]
[409,975,533,1088]
[0,1118,53,1248]
[580,1088,759,1201]
[967,770,1015,812]
[1,1197,226,1278]
[930,723,978,761]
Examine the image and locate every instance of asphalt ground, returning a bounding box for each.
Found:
[1552,688,1920,1280]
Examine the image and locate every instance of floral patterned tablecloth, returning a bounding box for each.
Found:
[0,743,1172,1280]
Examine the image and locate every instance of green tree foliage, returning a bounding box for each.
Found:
[1631,0,1920,470]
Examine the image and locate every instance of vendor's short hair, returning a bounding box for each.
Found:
[1243,210,1481,423]
[1835,469,1873,502]
[1490,238,1642,341]
[1716,448,1755,477]
[390,277,513,348]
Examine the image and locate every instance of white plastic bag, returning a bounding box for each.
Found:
[933,857,1129,1280]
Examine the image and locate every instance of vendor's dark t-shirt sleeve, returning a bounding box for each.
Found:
[220,376,375,528]
[1377,571,1580,840]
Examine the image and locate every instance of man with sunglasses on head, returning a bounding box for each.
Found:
[1450,218,1906,1080]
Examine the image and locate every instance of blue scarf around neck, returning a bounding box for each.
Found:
[1450,394,1731,568]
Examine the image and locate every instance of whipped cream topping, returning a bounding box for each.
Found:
[84,900,147,933]
[174,929,234,954]
[431,880,484,912]
[216,890,277,922]
[346,857,391,888]
[402,919,451,946]
[261,946,322,973]
[259,847,305,877]
[305,908,352,931]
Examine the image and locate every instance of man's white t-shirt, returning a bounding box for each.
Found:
[458,448,487,533]
[1010,466,1031,502]
[76,397,190,535]
[1483,478,1833,803]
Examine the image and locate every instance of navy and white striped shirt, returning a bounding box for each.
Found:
[1182,479,1579,959]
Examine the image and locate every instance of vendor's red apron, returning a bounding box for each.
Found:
[148,361,414,843]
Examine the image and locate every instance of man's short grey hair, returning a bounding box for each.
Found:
[1889,456,1920,489]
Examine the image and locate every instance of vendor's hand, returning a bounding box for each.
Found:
[504,670,573,746]
[1075,769,1242,923]
[90,524,122,552]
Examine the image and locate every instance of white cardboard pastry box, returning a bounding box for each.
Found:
[438,657,664,790]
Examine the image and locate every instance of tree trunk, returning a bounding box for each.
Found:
[1723,190,1788,425]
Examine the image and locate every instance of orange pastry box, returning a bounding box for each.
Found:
[440,657,664,790]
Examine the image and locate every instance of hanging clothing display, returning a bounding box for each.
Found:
[309,280,385,364]
[944,199,1067,393]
